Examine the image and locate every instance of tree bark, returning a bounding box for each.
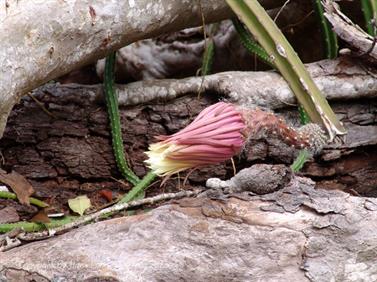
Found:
[0,75,376,213]
[323,0,377,66]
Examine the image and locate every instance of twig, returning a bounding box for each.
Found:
[18,189,202,241]
[27,92,56,118]
[273,0,291,22]
[323,0,377,65]
[356,19,377,57]
[197,0,213,98]
[281,11,314,31]
[0,149,4,165]
[197,0,207,42]
[0,236,21,252]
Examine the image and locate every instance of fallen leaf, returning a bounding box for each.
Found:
[99,189,113,202]
[68,195,91,216]
[31,210,51,224]
[0,207,20,223]
[0,169,34,205]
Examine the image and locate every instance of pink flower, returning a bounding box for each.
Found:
[145,102,246,177]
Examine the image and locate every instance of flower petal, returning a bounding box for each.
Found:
[144,102,246,176]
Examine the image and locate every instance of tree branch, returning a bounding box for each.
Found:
[323,0,377,65]
[97,57,377,109]
[3,1,226,139]
[0,0,291,139]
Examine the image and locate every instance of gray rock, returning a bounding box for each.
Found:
[1,178,377,282]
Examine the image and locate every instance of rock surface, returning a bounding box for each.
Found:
[1,177,377,281]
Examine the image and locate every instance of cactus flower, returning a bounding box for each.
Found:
[145,101,318,178]
[145,102,246,177]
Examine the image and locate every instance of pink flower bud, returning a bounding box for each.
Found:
[145,102,319,178]
[145,102,246,176]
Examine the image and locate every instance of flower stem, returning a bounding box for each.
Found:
[105,52,156,203]
[290,149,310,172]
[118,171,156,204]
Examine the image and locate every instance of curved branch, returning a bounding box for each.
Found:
[1,0,233,139]
[105,57,377,109]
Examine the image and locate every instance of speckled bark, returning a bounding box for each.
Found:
[1,0,230,139]
[206,164,293,195]
[1,176,377,281]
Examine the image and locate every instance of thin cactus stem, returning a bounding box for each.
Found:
[371,0,377,25]
[232,18,274,66]
[105,52,156,202]
[118,171,156,204]
[0,216,78,233]
[298,105,311,125]
[290,150,310,172]
[312,0,338,59]
[104,52,140,185]
[361,0,376,36]
[294,105,311,172]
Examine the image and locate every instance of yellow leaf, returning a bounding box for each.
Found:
[68,195,91,216]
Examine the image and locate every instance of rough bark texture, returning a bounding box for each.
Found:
[0,78,376,213]
[1,176,377,281]
[92,1,367,84]
[206,164,292,195]
[2,2,376,279]
[0,84,231,212]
